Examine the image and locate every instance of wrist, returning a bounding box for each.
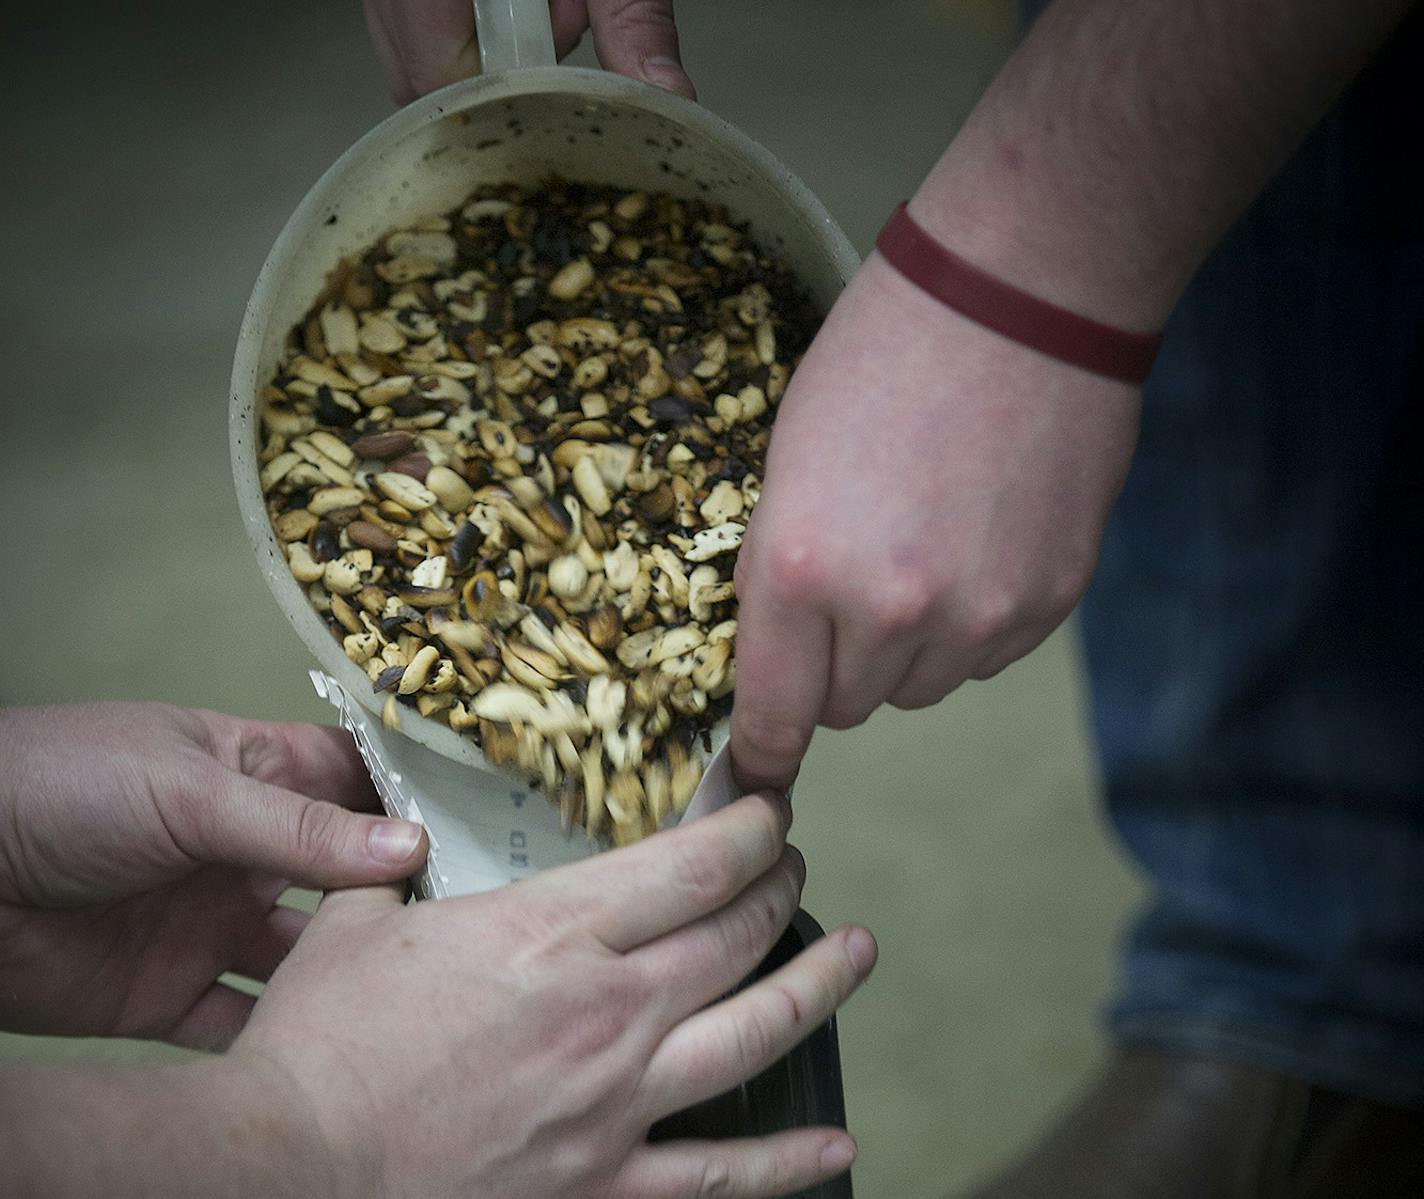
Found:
[908,159,1185,333]
[848,243,1146,401]
[0,1058,338,1199]
[876,202,1161,384]
[213,1051,348,1199]
[148,1057,344,1199]
[905,3,1221,331]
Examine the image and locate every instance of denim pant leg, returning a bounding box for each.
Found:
[1080,30,1424,1105]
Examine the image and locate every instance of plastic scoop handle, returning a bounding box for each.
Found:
[474,0,557,72]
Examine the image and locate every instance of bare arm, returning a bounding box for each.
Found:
[347,0,1416,784]
[731,0,1417,787]
[0,1060,328,1199]
[916,0,1413,325]
[0,788,873,1199]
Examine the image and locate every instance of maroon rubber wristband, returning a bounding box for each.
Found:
[875,202,1162,384]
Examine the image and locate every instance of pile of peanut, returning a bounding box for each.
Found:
[258,179,814,844]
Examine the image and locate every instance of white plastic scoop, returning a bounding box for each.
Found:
[230,0,856,882]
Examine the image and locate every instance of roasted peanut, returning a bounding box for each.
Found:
[259,179,815,842]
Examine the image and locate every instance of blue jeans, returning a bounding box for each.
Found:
[1074,12,1424,1105]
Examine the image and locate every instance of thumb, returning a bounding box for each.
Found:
[182,773,429,889]
[587,0,697,99]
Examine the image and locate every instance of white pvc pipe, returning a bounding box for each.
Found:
[473,0,556,72]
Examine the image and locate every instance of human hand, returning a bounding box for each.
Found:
[730,251,1142,791]
[235,792,875,1199]
[0,703,427,1048]
[364,0,694,105]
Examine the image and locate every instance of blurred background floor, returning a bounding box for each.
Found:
[0,2,1142,1194]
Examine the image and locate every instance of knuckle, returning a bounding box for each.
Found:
[758,888,790,941]
[865,569,932,635]
[888,681,951,711]
[695,1158,734,1198]
[184,709,250,774]
[747,796,787,861]
[598,0,676,37]
[153,774,203,842]
[560,999,630,1060]
[146,759,220,860]
[675,838,739,907]
[762,536,826,603]
[292,799,345,864]
[701,799,784,894]
[736,711,811,768]
[731,885,792,958]
[620,947,662,1009]
[819,695,873,731]
[961,588,1018,646]
[888,649,965,711]
[767,980,807,1033]
[1047,561,1093,617]
[731,1003,777,1072]
[233,718,299,785]
[970,657,1009,681]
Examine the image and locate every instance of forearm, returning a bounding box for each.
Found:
[912,0,1414,326]
[0,1058,333,1199]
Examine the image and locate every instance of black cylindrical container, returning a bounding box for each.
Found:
[652,910,854,1198]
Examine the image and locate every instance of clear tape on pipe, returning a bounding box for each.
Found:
[311,670,739,898]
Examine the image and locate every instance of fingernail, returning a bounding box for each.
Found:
[641,55,694,98]
[368,820,422,864]
[845,927,877,975]
[786,844,806,887]
[820,1137,856,1173]
[770,789,793,831]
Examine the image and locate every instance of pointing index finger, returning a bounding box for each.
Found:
[729,549,832,794]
